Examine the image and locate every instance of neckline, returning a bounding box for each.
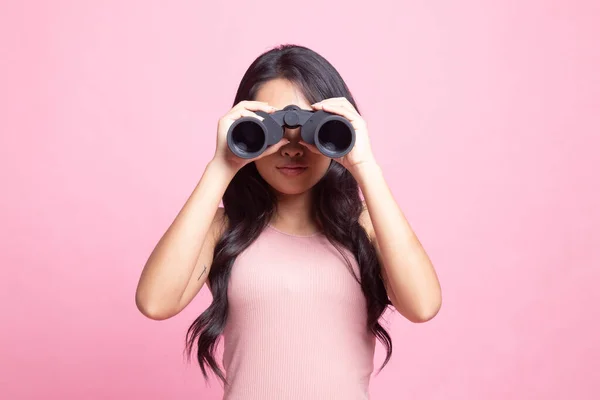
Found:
[266,224,322,238]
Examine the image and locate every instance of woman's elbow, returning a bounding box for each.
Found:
[401,294,442,323]
[413,296,442,323]
[135,291,178,321]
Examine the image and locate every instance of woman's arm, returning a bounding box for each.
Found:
[353,161,442,323]
[135,160,233,320]
[308,97,442,323]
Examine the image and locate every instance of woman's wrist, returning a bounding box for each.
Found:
[347,160,383,185]
[206,158,239,185]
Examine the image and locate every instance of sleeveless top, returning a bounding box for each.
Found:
[222,224,376,400]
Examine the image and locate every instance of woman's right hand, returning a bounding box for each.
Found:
[212,100,289,173]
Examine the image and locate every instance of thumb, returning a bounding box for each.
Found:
[298,140,320,155]
[261,138,290,158]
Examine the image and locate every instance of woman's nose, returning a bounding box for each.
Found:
[281,128,304,157]
[282,145,304,158]
[283,127,301,142]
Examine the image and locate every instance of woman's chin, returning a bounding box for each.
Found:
[270,182,314,197]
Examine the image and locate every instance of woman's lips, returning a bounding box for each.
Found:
[276,166,308,176]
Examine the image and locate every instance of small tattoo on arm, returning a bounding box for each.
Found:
[198,265,207,280]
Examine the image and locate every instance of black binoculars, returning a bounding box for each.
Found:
[227,105,356,159]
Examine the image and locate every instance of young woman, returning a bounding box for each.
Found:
[135,44,442,399]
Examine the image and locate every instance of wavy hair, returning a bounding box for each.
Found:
[185,44,393,385]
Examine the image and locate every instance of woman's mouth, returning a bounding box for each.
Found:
[276,165,308,176]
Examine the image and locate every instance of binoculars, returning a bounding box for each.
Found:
[227,105,356,159]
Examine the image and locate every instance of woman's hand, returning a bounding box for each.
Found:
[299,97,377,173]
[212,100,289,174]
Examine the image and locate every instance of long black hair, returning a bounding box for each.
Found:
[185,44,393,385]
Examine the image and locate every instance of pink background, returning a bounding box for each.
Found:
[1,1,599,399]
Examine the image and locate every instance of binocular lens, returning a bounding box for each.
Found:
[316,120,353,154]
[231,121,266,154]
[226,108,355,159]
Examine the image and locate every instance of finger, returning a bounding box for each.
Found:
[260,138,290,157]
[338,98,359,114]
[225,108,264,122]
[298,140,321,155]
[312,97,355,110]
[314,102,361,123]
[334,101,360,117]
[312,98,358,113]
[234,100,278,114]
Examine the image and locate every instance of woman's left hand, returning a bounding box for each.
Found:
[299,97,376,173]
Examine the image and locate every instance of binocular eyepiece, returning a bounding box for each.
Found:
[227,105,356,159]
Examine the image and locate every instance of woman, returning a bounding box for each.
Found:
[135,44,442,399]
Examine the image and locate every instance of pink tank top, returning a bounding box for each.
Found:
[222,224,376,399]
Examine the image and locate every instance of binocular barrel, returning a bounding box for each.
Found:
[227,105,356,159]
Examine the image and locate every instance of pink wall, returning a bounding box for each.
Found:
[1,1,598,399]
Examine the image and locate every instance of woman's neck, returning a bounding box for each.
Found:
[271,190,319,236]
